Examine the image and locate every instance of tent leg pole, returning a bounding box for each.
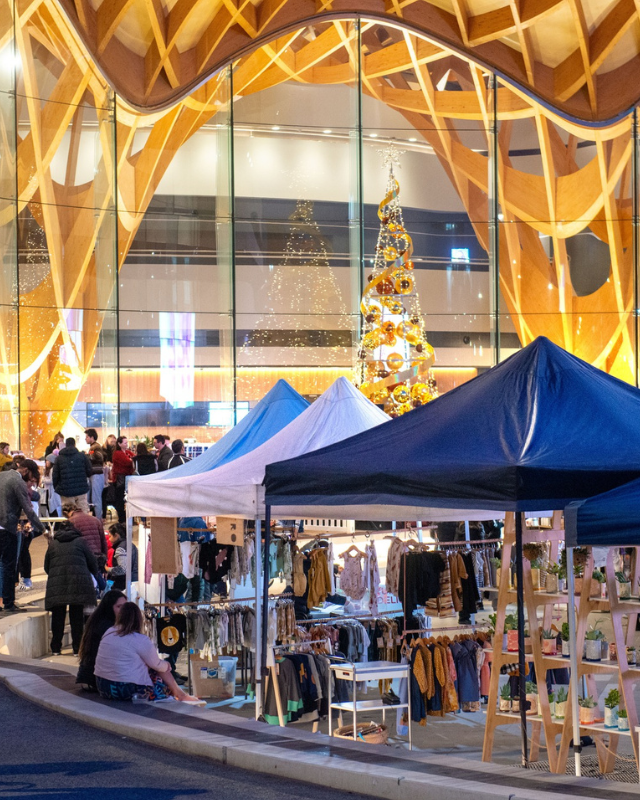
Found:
[254,515,262,719]
[515,512,529,768]
[260,504,271,712]
[125,514,133,601]
[566,547,582,777]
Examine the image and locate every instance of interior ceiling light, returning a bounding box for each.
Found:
[323,129,332,134]
[272,125,280,131]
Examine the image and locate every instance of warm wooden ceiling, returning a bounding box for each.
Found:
[53,0,640,121]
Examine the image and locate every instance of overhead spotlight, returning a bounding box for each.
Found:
[272,125,280,131]
[409,137,417,142]
[369,133,378,138]
[323,129,332,134]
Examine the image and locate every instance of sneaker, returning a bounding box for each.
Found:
[50,651,62,657]
[21,579,32,590]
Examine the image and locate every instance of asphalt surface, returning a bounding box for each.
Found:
[0,684,369,800]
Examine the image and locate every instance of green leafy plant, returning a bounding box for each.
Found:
[605,689,620,709]
[500,683,512,700]
[488,613,497,636]
[546,562,562,576]
[592,569,606,583]
[548,691,555,702]
[490,557,501,569]
[504,614,518,632]
[618,709,628,719]
[556,686,568,703]
[616,571,630,584]
[585,625,605,641]
[561,623,570,642]
[561,546,588,577]
[579,696,596,708]
[530,558,543,570]
[525,681,538,695]
[541,628,555,639]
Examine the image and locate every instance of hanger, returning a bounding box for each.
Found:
[340,543,366,558]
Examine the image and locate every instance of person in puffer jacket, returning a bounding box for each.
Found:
[44,521,100,655]
[52,437,92,512]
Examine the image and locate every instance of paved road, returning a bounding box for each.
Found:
[0,683,368,800]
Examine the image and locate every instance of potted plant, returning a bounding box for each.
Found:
[499,682,512,712]
[618,708,630,731]
[505,614,518,652]
[546,562,561,594]
[592,569,607,598]
[579,695,597,725]
[541,628,557,655]
[524,543,544,590]
[585,626,605,661]
[525,681,538,715]
[616,570,631,600]
[561,622,571,658]
[512,694,520,713]
[604,689,619,728]
[529,558,542,591]
[555,686,568,719]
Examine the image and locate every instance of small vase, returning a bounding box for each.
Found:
[627,648,637,666]
[580,706,597,725]
[589,579,602,597]
[546,574,559,594]
[507,630,518,652]
[618,581,631,600]
[495,568,501,588]
[561,639,570,658]
[526,694,537,715]
[619,715,630,732]
[530,568,541,590]
[555,700,567,719]
[511,698,520,713]
[524,636,532,654]
[542,638,557,655]
[585,639,602,661]
[558,578,566,592]
[604,706,619,728]
[601,639,609,660]
[499,697,511,712]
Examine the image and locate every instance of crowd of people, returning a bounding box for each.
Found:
[0,429,201,705]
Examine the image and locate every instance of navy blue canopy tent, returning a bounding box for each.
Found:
[565,478,640,546]
[265,337,640,516]
[264,336,640,767]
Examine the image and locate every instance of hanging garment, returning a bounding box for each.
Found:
[293,552,308,597]
[385,538,405,598]
[366,542,381,616]
[156,613,187,655]
[340,551,367,600]
[307,549,332,608]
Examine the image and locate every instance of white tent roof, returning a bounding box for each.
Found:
[126,377,390,519]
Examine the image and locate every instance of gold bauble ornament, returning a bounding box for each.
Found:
[363,330,381,350]
[395,276,413,295]
[365,305,381,324]
[371,387,390,404]
[387,352,404,371]
[381,321,395,335]
[392,384,410,404]
[396,402,413,415]
[366,361,384,377]
[405,329,421,345]
[384,333,397,347]
[411,383,432,403]
[359,382,374,397]
[383,246,398,261]
[404,260,414,270]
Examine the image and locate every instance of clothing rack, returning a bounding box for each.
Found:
[434,538,503,547]
[403,623,490,635]
[268,638,333,731]
[296,612,402,625]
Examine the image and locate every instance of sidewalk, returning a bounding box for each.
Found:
[1,655,639,800]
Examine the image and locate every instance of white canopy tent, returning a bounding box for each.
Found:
[126,377,390,519]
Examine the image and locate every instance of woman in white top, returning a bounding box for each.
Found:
[94,602,198,702]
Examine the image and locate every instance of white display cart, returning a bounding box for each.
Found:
[328,660,412,749]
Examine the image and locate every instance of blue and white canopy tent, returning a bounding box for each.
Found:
[264,337,640,769]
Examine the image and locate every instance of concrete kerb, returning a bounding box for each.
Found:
[0,663,622,800]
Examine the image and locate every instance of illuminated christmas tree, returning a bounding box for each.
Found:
[354,147,437,416]
[240,199,351,392]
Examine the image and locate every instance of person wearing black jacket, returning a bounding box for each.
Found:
[52,437,92,512]
[132,442,157,476]
[153,435,172,471]
[44,521,100,654]
[0,461,45,612]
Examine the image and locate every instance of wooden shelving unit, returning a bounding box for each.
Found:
[483,512,640,775]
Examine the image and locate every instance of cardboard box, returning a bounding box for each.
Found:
[216,517,246,546]
[189,656,236,699]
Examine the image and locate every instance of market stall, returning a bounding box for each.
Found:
[264,336,640,769]
[125,377,390,713]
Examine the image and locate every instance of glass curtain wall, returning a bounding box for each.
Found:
[2,20,639,450]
